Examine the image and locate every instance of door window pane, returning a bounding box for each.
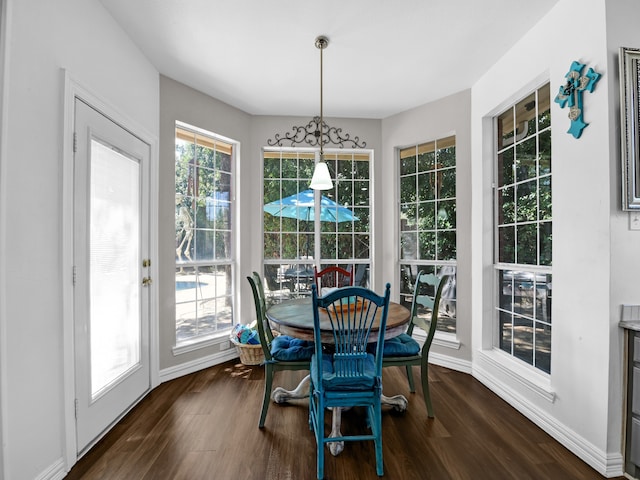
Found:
[90,140,141,398]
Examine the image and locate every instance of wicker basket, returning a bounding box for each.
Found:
[231,337,265,365]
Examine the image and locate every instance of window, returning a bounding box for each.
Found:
[175,123,235,344]
[399,136,457,334]
[262,149,371,302]
[494,84,551,374]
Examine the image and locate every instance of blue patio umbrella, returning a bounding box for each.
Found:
[263,189,359,223]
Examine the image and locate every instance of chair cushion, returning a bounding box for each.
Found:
[270,335,314,362]
[381,333,421,357]
[311,353,376,390]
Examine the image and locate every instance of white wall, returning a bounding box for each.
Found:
[605,0,640,454]
[381,90,472,368]
[0,0,158,478]
[471,0,629,475]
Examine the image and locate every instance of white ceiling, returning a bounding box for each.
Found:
[99,0,559,119]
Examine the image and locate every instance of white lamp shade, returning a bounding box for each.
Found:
[309,161,333,190]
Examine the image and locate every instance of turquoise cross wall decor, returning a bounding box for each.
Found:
[554,60,601,139]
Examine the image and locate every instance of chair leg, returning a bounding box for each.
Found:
[405,364,416,392]
[372,401,384,476]
[314,396,325,480]
[421,357,434,418]
[317,434,325,480]
[259,364,273,428]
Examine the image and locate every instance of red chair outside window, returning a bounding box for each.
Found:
[313,265,353,293]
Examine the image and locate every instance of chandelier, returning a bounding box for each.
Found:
[267,35,367,190]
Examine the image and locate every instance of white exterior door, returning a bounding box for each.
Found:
[73,98,151,454]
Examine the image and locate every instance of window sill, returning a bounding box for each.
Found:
[476,348,556,403]
[412,330,461,350]
[173,332,231,356]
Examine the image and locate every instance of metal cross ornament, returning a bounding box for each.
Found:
[554,60,601,138]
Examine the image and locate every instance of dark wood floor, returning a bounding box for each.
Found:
[66,360,623,480]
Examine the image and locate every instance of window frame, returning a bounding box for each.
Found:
[173,121,237,349]
[398,136,458,336]
[492,83,552,375]
[262,147,372,303]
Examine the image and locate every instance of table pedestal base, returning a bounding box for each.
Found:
[382,393,408,412]
[271,375,408,456]
[271,375,310,404]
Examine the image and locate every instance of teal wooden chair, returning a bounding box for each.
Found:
[247,272,314,428]
[309,283,391,479]
[380,272,449,418]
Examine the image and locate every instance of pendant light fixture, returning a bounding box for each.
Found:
[266,36,367,171]
[309,35,333,190]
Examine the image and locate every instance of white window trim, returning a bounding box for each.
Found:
[475,72,556,404]
[411,329,461,350]
[172,332,230,356]
[475,348,556,403]
[261,146,374,284]
[397,137,459,338]
[491,82,552,374]
[174,121,238,347]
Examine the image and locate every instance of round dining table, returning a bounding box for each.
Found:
[265,296,411,456]
[266,297,411,343]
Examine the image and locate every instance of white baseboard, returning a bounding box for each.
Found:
[429,351,472,374]
[160,348,238,383]
[36,458,66,480]
[473,360,624,478]
[425,352,623,475]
